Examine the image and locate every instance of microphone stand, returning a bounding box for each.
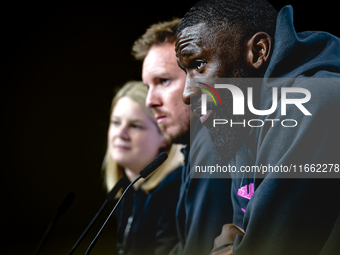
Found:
[67,178,129,255]
[84,176,141,255]
[84,152,167,255]
[34,192,75,255]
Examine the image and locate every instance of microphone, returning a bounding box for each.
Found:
[67,178,130,255]
[84,152,168,255]
[139,152,168,178]
[34,192,75,255]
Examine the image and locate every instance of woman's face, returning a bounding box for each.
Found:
[108,97,167,172]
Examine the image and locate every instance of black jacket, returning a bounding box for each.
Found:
[231,6,340,255]
[116,167,182,255]
[170,119,234,255]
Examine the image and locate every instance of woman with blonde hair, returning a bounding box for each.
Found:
[103,81,183,255]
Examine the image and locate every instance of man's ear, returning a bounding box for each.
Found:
[245,32,272,70]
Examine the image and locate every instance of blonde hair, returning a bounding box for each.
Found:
[103,81,184,194]
[132,18,182,61]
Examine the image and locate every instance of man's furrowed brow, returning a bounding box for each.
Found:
[176,44,199,61]
[175,36,194,55]
[150,72,173,82]
[181,48,197,57]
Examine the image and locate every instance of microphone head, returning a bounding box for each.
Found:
[139,152,168,178]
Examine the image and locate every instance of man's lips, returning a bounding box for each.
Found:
[193,106,214,124]
[154,114,167,124]
[200,110,213,123]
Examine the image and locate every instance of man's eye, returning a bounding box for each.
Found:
[195,60,206,70]
[160,79,169,85]
[189,59,206,71]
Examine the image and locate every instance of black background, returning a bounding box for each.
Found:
[1,1,338,254]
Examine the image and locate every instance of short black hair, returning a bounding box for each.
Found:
[177,0,278,40]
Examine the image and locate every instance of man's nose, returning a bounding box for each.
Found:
[182,76,201,105]
[146,87,162,108]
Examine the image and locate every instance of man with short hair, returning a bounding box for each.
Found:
[132,19,233,255]
[133,19,191,145]
[176,0,340,254]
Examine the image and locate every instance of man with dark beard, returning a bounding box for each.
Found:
[189,78,257,165]
[176,0,340,254]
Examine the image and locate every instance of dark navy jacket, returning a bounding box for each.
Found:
[116,167,182,255]
[231,6,340,255]
[170,119,233,255]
